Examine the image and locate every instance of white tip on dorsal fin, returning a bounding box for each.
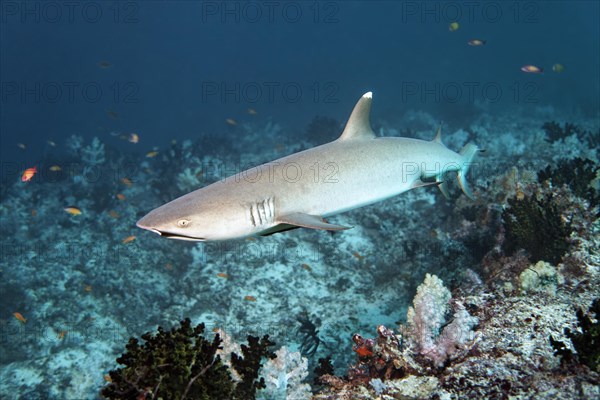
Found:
[338,92,376,141]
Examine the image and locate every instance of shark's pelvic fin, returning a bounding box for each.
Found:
[437,180,451,199]
[277,212,351,231]
[457,143,480,199]
[338,92,376,141]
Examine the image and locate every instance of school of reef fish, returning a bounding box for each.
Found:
[0,102,599,399]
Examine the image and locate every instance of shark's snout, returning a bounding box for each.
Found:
[136,215,162,236]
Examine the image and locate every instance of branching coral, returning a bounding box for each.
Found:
[405,274,478,367]
[100,319,276,400]
[538,158,600,208]
[551,298,600,373]
[81,137,106,166]
[259,346,311,400]
[502,193,573,264]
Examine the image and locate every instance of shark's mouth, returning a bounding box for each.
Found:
[156,230,205,241]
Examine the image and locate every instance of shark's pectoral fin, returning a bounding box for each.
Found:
[259,224,299,236]
[277,212,351,231]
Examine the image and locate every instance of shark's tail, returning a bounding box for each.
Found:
[456,143,480,199]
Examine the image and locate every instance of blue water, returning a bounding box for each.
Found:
[2,1,598,167]
[1,2,599,399]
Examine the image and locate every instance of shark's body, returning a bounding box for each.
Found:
[137,92,479,241]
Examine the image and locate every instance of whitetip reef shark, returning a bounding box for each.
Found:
[137,92,480,241]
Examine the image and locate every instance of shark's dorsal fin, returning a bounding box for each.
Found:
[433,123,443,144]
[338,92,376,141]
[277,212,351,231]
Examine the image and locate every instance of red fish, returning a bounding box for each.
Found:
[21,166,37,182]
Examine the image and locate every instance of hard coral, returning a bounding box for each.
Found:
[101,318,276,400]
[502,193,573,264]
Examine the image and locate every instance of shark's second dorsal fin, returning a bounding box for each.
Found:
[338,92,376,141]
[432,123,446,146]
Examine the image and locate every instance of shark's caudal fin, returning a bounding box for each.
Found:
[338,92,376,141]
[457,143,480,199]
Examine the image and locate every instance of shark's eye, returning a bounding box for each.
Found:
[177,219,191,228]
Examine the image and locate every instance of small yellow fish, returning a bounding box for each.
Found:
[84,285,92,292]
[146,151,159,158]
[64,207,82,216]
[122,235,136,244]
[47,140,56,147]
[468,39,486,46]
[116,193,126,201]
[244,295,257,302]
[449,22,459,32]
[127,133,139,144]
[121,177,132,187]
[226,118,237,126]
[49,165,62,172]
[104,374,112,383]
[13,312,26,324]
[247,108,257,115]
[552,63,565,73]
[216,272,229,279]
[17,143,26,150]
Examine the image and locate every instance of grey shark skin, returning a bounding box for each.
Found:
[137,92,480,241]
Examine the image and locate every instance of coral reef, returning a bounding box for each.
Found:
[502,193,573,264]
[259,346,311,400]
[100,318,276,400]
[551,298,600,373]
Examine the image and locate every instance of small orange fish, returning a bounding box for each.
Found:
[116,193,126,201]
[84,285,92,292]
[354,345,373,357]
[352,251,364,261]
[13,312,26,324]
[247,108,257,115]
[146,151,159,158]
[244,295,257,301]
[128,133,139,143]
[31,209,37,217]
[165,263,173,270]
[57,331,67,340]
[216,272,229,279]
[226,118,237,126]
[49,165,62,172]
[521,65,543,74]
[64,207,82,216]
[468,39,486,46]
[121,177,132,187]
[21,166,37,182]
[108,210,119,219]
[301,263,312,272]
[17,143,26,150]
[122,235,136,244]
[104,374,112,383]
